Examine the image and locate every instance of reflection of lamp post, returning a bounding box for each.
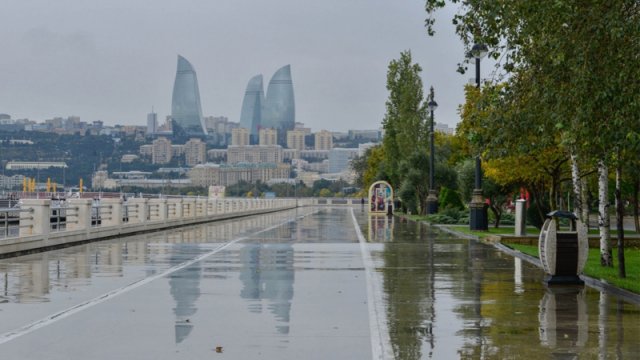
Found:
[426,86,438,215]
[469,43,489,230]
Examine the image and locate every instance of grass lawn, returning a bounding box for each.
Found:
[505,243,639,294]
[402,214,640,294]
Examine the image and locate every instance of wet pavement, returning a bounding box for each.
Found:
[0,207,638,359]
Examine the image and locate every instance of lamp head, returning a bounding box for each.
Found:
[470,43,488,59]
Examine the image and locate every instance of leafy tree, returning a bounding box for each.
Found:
[382,51,428,189]
[397,151,430,215]
[425,0,640,272]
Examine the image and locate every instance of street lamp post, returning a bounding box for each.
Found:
[469,43,489,230]
[426,86,438,215]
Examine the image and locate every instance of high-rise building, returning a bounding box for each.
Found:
[286,129,305,151]
[152,137,173,164]
[171,55,207,136]
[328,148,359,173]
[259,128,277,146]
[184,138,207,167]
[231,128,250,146]
[314,130,333,150]
[239,75,264,142]
[146,111,157,135]
[263,65,295,146]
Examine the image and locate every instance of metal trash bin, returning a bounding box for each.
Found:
[538,211,588,285]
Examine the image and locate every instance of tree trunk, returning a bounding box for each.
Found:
[582,178,590,230]
[598,160,613,267]
[489,204,501,228]
[633,178,639,233]
[571,154,583,220]
[615,166,626,278]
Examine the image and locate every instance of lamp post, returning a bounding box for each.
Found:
[426,86,438,214]
[469,43,489,230]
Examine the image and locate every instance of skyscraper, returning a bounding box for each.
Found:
[239,75,264,142]
[146,111,157,135]
[263,65,295,145]
[171,55,207,136]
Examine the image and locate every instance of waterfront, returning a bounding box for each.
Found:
[0,207,638,359]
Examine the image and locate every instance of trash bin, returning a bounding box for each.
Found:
[538,211,588,285]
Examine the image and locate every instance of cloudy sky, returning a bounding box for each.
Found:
[0,0,474,132]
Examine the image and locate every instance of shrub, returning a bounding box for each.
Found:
[439,187,465,210]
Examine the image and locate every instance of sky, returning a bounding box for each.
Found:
[0,0,476,132]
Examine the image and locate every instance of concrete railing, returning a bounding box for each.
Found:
[0,197,298,257]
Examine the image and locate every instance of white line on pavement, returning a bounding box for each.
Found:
[350,208,394,360]
[0,210,315,345]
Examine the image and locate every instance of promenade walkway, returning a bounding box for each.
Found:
[0,206,638,359]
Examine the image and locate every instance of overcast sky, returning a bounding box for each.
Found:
[0,0,474,132]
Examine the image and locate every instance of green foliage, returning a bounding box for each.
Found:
[382,50,428,188]
[438,187,464,210]
[456,159,475,203]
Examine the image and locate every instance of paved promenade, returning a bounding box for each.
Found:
[0,207,638,359]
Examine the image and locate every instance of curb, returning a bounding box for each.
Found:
[399,215,640,306]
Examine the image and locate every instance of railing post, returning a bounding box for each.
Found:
[128,198,148,223]
[19,199,51,236]
[158,199,168,220]
[196,198,206,217]
[174,198,183,218]
[100,198,122,227]
[68,199,92,230]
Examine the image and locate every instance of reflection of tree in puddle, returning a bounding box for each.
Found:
[380,219,435,359]
[539,287,588,358]
[239,242,294,334]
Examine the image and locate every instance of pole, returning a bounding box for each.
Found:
[469,50,488,230]
[429,108,435,191]
[426,87,439,214]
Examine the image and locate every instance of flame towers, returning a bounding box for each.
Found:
[171,55,207,136]
[263,65,295,145]
[239,75,265,142]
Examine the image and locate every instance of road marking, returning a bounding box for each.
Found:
[0,210,315,345]
[350,208,393,360]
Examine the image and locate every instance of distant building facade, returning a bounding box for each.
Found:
[238,75,264,141]
[286,129,305,151]
[152,137,172,164]
[227,145,283,165]
[184,138,207,166]
[231,128,250,146]
[328,148,359,173]
[259,128,278,146]
[262,65,295,146]
[189,163,291,187]
[171,55,207,136]
[146,112,158,135]
[314,130,333,150]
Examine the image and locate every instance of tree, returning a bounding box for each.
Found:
[382,50,428,189]
[425,0,640,272]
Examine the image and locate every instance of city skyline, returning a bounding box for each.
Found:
[0,0,469,132]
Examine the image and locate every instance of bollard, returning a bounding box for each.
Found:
[19,199,51,236]
[100,198,123,227]
[515,199,527,236]
[68,199,92,230]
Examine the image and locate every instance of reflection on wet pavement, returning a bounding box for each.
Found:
[359,213,640,359]
[0,207,638,359]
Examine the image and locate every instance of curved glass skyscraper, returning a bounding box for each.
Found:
[239,74,264,142]
[263,65,295,145]
[171,55,207,136]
